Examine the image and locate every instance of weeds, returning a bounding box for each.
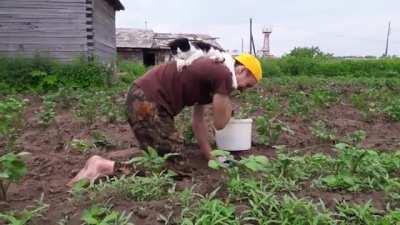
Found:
[0,153,27,200]
[255,115,293,146]
[336,201,380,225]
[384,98,400,121]
[310,120,336,142]
[181,197,240,225]
[0,97,25,151]
[316,143,400,192]
[0,194,48,225]
[243,193,334,225]
[126,147,179,173]
[81,172,175,202]
[81,204,133,225]
[38,94,56,126]
[68,138,95,154]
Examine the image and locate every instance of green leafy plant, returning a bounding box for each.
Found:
[126,146,179,173]
[0,97,25,151]
[384,99,400,121]
[310,120,336,142]
[75,92,101,125]
[255,116,293,146]
[69,138,95,154]
[38,94,56,126]
[81,204,133,225]
[0,194,48,225]
[0,153,27,200]
[181,197,240,225]
[91,130,116,150]
[310,89,338,107]
[336,201,380,225]
[99,94,126,123]
[288,92,312,117]
[316,143,400,192]
[341,130,367,146]
[243,192,334,225]
[87,172,175,202]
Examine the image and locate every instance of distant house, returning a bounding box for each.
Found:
[116,28,221,66]
[0,0,124,63]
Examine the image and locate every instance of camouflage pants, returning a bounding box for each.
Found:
[126,85,184,155]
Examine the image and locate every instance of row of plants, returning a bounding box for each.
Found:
[0,56,147,94]
[63,144,400,224]
[262,47,400,77]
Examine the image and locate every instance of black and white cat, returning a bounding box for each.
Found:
[168,38,237,89]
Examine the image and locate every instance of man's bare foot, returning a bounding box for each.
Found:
[67,155,115,187]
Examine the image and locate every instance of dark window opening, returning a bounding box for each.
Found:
[143,51,155,66]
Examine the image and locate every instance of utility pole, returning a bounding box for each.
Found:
[384,21,391,57]
[249,18,256,55]
[241,38,244,53]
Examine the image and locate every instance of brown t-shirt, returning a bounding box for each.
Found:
[135,57,233,116]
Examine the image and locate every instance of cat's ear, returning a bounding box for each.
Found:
[168,38,191,54]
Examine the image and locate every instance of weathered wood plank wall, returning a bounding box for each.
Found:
[0,0,88,62]
[92,0,116,64]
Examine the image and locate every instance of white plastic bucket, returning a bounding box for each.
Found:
[215,118,253,151]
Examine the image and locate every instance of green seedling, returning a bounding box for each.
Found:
[336,201,380,225]
[288,91,312,117]
[310,89,338,107]
[69,138,94,154]
[181,198,240,225]
[0,194,48,225]
[0,153,27,200]
[0,97,25,151]
[89,172,175,201]
[316,143,400,192]
[384,99,400,121]
[91,131,116,150]
[81,204,133,225]
[38,94,56,126]
[243,193,334,225]
[99,95,126,123]
[255,116,293,146]
[126,146,179,173]
[310,120,336,142]
[341,130,367,146]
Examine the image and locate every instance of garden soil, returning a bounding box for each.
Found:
[1,96,400,225]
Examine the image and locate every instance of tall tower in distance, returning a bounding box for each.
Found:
[260,27,273,57]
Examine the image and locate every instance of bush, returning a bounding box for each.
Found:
[117,60,147,84]
[261,47,400,77]
[0,55,110,93]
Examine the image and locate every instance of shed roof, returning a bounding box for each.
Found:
[116,28,155,48]
[153,32,221,49]
[107,0,125,10]
[116,28,222,50]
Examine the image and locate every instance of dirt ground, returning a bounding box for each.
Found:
[1,95,400,225]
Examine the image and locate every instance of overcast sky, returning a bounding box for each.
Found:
[116,0,399,57]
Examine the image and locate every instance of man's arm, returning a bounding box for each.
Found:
[192,104,213,160]
[212,93,232,130]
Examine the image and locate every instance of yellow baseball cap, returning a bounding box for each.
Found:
[234,53,262,81]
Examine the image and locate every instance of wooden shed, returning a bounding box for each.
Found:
[0,0,124,63]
